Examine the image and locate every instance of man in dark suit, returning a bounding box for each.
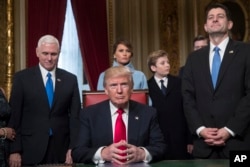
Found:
[179,35,208,77]
[8,35,81,166]
[147,50,192,160]
[182,3,250,159]
[72,66,166,165]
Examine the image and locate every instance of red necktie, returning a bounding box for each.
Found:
[114,108,126,161]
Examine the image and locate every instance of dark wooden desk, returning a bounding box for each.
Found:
[78,160,229,167]
[25,160,229,167]
[149,159,229,167]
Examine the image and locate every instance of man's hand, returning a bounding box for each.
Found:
[187,144,193,154]
[212,128,230,146]
[65,149,73,164]
[9,153,22,167]
[101,140,127,164]
[125,143,145,163]
[200,127,230,146]
[200,128,221,146]
[101,140,146,165]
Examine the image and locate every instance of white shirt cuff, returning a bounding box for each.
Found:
[140,147,152,163]
[196,126,205,137]
[224,127,235,137]
[93,146,106,164]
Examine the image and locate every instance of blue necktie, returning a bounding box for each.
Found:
[211,47,221,88]
[160,80,167,96]
[46,72,54,108]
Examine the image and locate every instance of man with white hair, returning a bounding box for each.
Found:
[8,34,81,166]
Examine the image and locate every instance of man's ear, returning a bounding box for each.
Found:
[204,23,208,32]
[228,20,233,30]
[104,88,108,95]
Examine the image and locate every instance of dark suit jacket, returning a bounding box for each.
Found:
[182,39,250,158]
[8,66,81,165]
[72,100,166,164]
[148,75,192,160]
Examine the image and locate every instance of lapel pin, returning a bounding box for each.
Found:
[229,50,234,54]
[135,116,139,120]
[57,78,61,82]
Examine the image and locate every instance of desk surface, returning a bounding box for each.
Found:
[29,160,229,167]
[78,160,229,167]
[149,159,229,167]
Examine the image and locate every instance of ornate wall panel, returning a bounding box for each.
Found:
[0,0,14,99]
[159,0,179,75]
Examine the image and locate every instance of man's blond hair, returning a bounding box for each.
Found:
[103,66,134,88]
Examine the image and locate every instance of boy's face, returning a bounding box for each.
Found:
[150,56,170,78]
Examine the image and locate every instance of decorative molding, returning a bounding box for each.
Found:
[159,0,179,75]
[0,0,14,99]
[107,0,114,65]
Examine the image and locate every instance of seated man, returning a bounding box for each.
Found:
[72,66,166,165]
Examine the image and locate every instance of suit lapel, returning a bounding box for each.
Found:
[127,102,140,144]
[199,46,214,90]
[52,69,63,108]
[165,75,174,96]
[216,39,237,89]
[101,102,113,143]
[34,66,51,109]
[148,77,165,97]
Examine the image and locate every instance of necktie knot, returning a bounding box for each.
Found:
[117,108,124,115]
[47,72,52,78]
[214,46,220,52]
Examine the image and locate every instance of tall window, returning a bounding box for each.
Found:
[58,0,90,102]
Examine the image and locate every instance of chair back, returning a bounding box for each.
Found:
[82,90,148,107]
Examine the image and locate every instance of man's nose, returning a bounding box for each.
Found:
[213,17,218,22]
[47,55,52,60]
[116,85,122,92]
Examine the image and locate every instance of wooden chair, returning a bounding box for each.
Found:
[82,90,148,107]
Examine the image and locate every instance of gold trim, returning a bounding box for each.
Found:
[4,0,14,99]
[107,0,114,65]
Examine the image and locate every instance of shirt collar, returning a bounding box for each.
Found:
[39,63,56,79]
[154,75,168,83]
[109,101,129,116]
[210,37,229,53]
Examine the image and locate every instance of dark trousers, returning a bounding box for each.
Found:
[40,136,59,164]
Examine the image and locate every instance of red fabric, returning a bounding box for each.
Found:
[27,0,66,67]
[114,108,126,161]
[114,109,126,143]
[71,0,110,90]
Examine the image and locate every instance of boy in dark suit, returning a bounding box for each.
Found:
[147,50,192,160]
